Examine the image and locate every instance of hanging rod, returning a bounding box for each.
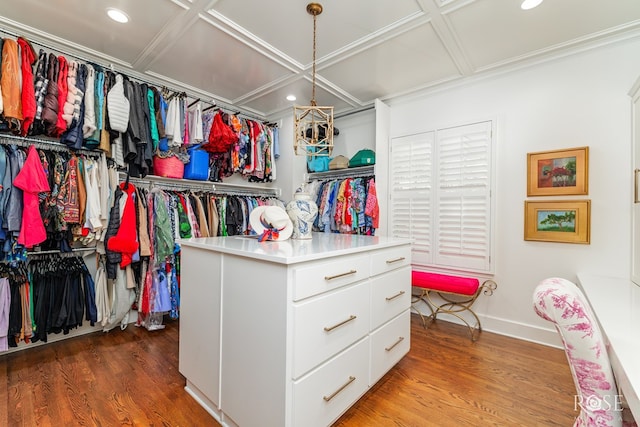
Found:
[334,104,375,120]
[123,174,216,193]
[201,99,267,123]
[213,182,281,198]
[305,165,375,182]
[120,173,281,197]
[0,134,102,157]
[27,246,97,256]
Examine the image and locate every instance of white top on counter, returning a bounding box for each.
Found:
[179,233,412,264]
[577,273,640,421]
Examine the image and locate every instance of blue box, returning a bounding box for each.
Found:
[184,148,210,180]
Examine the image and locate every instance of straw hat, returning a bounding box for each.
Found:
[249,206,293,241]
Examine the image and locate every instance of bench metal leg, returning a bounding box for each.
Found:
[411,289,435,328]
[412,280,497,342]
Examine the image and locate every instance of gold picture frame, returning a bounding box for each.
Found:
[524,200,591,244]
[527,147,589,196]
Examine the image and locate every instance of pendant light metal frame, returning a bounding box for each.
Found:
[294,3,334,158]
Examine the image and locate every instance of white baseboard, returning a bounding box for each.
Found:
[479,314,563,349]
[410,306,563,349]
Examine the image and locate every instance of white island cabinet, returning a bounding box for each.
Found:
[179,233,412,427]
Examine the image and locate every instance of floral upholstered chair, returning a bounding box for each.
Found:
[533,277,636,427]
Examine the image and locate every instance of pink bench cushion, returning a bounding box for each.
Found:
[412,271,480,296]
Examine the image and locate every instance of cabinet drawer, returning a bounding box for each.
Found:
[370,310,411,385]
[370,266,411,329]
[293,254,370,301]
[293,337,370,427]
[293,281,370,378]
[370,245,411,277]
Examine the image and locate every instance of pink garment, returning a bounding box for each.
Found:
[13,145,51,248]
[364,178,379,229]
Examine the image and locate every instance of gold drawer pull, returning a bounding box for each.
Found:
[323,376,356,402]
[324,270,357,281]
[633,169,640,203]
[385,336,405,352]
[386,257,406,264]
[385,290,405,301]
[324,315,357,332]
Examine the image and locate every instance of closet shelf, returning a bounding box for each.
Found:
[122,173,281,197]
[305,165,375,182]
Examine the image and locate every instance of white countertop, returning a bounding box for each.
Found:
[179,233,412,264]
[577,273,640,420]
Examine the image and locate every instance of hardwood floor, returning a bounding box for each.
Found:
[1,314,576,427]
[335,315,576,427]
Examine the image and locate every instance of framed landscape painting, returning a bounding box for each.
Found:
[524,200,591,244]
[527,147,589,196]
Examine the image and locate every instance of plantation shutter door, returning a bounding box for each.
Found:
[435,121,492,272]
[390,132,433,266]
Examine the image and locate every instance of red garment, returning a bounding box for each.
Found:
[107,183,139,268]
[203,111,237,153]
[54,56,69,137]
[13,145,51,248]
[17,38,36,136]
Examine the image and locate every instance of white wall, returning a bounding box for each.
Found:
[387,37,640,346]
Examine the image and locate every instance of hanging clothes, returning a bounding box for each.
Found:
[1,38,23,132]
[13,145,51,248]
[60,63,86,149]
[53,55,69,137]
[42,53,59,137]
[61,60,77,128]
[106,182,139,268]
[0,276,10,351]
[29,48,48,137]
[5,145,25,235]
[82,63,96,141]
[16,37,36,136]
[188,101,203,144]
[306,176,378,235]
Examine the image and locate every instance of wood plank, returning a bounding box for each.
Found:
[1,314,576,426]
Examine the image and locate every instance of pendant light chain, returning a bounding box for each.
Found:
[311,11,317,106]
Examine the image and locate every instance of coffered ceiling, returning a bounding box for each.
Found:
[1,0,639,120]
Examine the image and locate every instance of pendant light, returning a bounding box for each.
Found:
[293,3,334,157]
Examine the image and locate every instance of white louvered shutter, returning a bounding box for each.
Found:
[390,132,433,265]
[435,121,492,271]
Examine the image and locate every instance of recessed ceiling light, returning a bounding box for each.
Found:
[107,8,129,23]
[521,0,543,10]
[286,95,297,101]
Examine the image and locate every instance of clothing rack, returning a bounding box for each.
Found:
[26,247,97,257]
[122,173,281,198]
[0,26,267,124]
[0,134,101,157]
[213,182,281,198]
[305,165,375,182]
